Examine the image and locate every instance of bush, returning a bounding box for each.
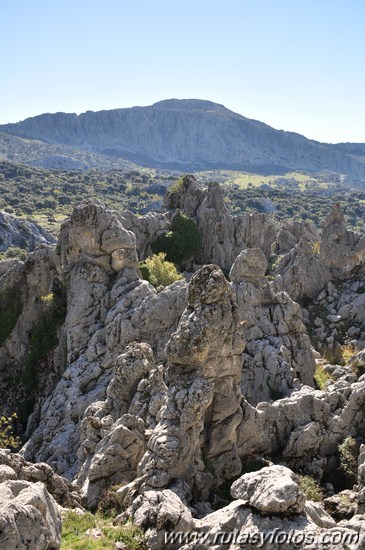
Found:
[21,287,66,392]
[0,413,20,450]
[0,247,28,261]
[151,212,202,265]
[314,364,333,390]
[338,436,358,486]
[299,475,323,502]
[139,253,183,291]
[0,287,23,345]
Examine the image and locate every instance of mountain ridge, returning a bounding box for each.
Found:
[1,99,365,177]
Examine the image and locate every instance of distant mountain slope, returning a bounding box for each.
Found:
[0,131,140,171]
[1,99,365,177]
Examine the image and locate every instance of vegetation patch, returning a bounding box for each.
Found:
[298,475,323,502]
[151,212,202,265]
[0,413,20,450]
[61,510,146,550]
[338,437,358,487]
[0,286,23,345]
[21,287,66,392]
[314,364,333,390]
[139,253,183,291]
[0,246,28,261]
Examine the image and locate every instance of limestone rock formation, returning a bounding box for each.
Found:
[1,180,365,549]
[19,201,187,479]
[273,237,331,302]
[230,465,306,514]
[0,480,61,550]
[134,264,245,498]
[231,248,315,404]
[164,175,276,271]
[320,203,365,278]
[0,210,55,253]
[273,220,319,255]
[0,449,81,509]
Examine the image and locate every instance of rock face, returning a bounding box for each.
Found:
[2,181,365,549]
[273,220,319,255]
[230,465,306,514]
[273,237,331,302]
[19,201,187,479]
[0,210,55,253]
[0,449,81,509]
[3,99,365,177]
[0,480,61,550]
[231,248,315,405]
[120,265,245,503]
[164,175,276,270]
[320,203,365,278]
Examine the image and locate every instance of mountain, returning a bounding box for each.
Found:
[1,99,365,178]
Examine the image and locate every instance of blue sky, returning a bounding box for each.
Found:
[1,0,364,143]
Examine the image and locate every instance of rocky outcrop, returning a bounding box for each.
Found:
[164,175,276,270]
[126,265,245,500]
[0,480,61,550]
[0,449,81,509]
[231,248,315,404]
[0,210,55,253]
[0,244,62,420]
[123,464,362,550]
[273,237,331,302]
[273,220,319,255]
[20,201,188,479]
[3,182,365,548]
[230,465,306,514]
[320,203,365,278]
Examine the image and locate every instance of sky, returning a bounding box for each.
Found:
[1,0,365,143]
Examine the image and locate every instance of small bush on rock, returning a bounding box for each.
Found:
[299,475,323,502]
[314,364,333,389]
[0,413,20,450]
[139,253,183,291]
[151,212,202,265]
[338,436,358,486]
[0,286,22,345]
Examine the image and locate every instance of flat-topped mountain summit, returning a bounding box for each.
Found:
[2,99,365,177]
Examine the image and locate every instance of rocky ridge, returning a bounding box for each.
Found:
[2,99,365,177]
[1,175,365,548]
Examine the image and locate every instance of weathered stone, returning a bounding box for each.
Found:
[0,480,61,550]
[230,465,305,514]
[320,203,365,278]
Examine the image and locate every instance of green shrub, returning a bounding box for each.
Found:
[0,247,28,261]
[0,413,20,450]
[0,287,23,345]
[21,287,66,392]
[139,253,183,291]
[338,436,358,486]
[299,475,323,502]
[314,364,333,389]
[61,510,146,550]
[97,484,125,517]
[151,212,202,264]
[311,241,321,255]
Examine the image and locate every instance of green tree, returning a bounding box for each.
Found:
[151,212,202,265]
